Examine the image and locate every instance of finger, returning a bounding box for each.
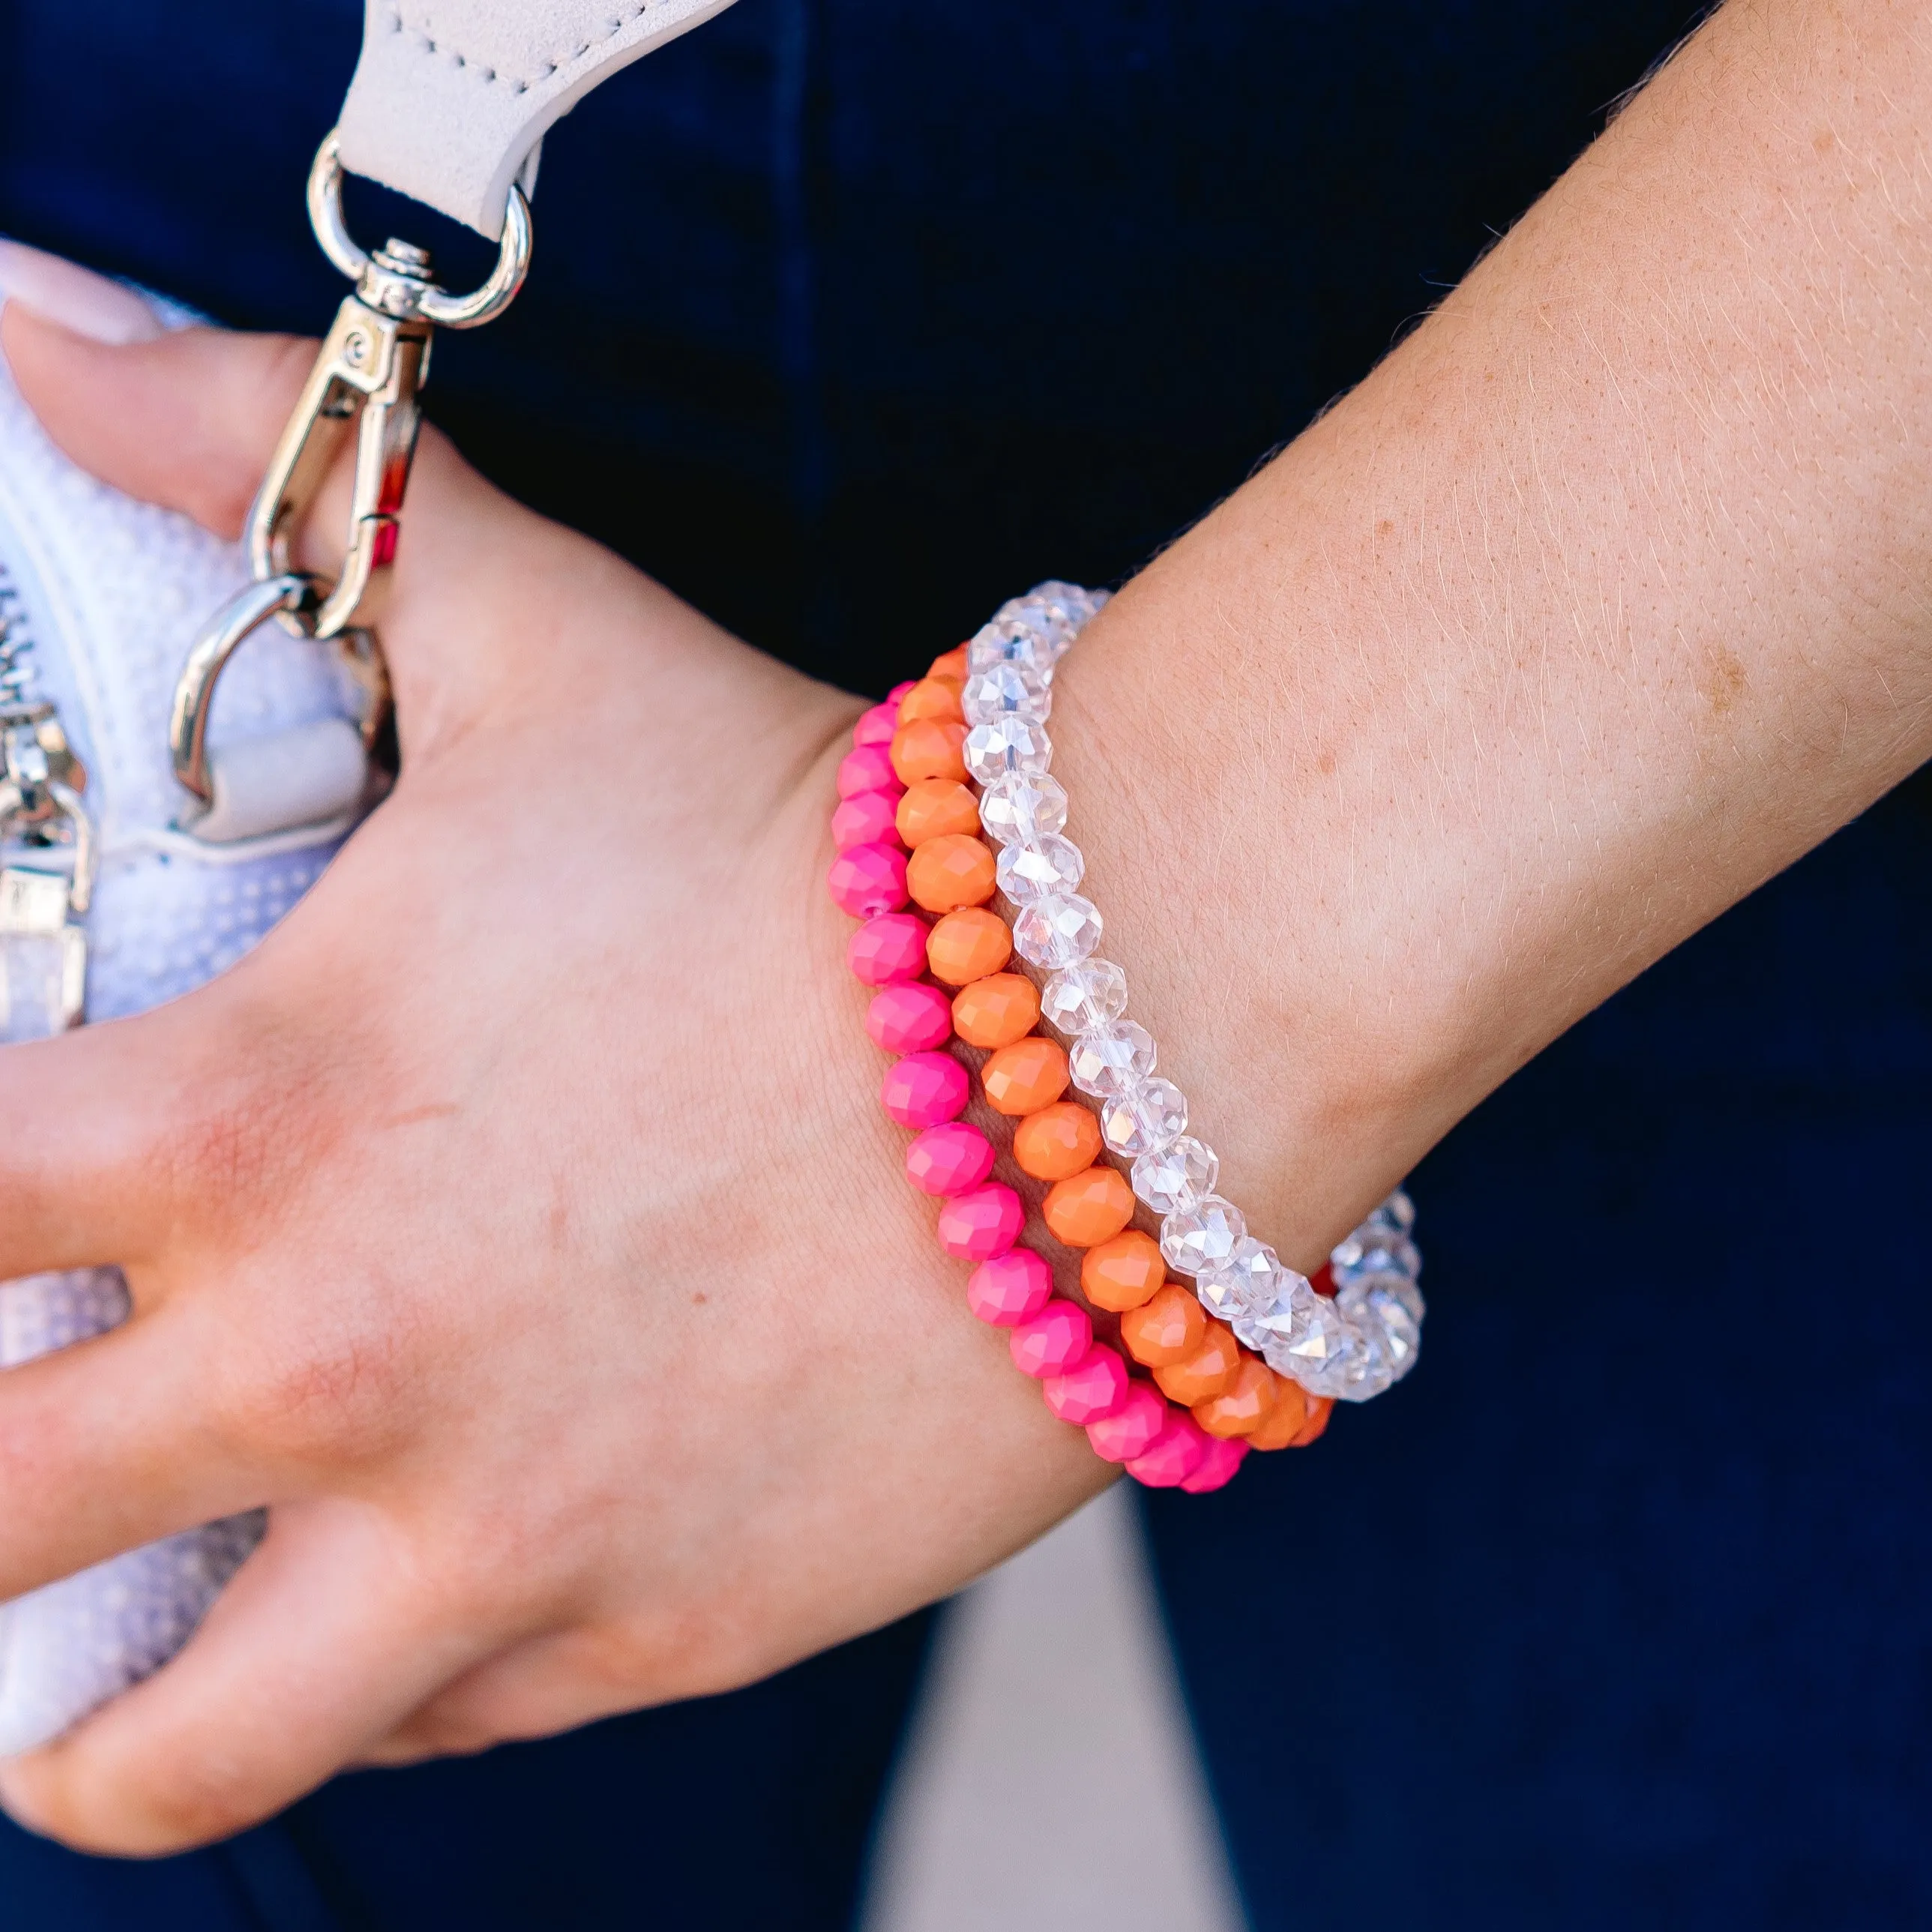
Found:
[0,1497,498,1856]
[0,1299,263,1604]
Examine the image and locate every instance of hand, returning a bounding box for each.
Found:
[0,307,1107,1855]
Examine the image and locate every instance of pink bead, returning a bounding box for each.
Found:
[832,789,903,851]
[880,1051,969,1129]
[887,680,917,702]
[827,842,909,918]
[1010,1298,1093,1379]
[966,1248,1055,1326]
[1086,1383,1167,1463]
[1042,1345,1130,1425]
[1179,1436,1251,1494]
[906,1122,996,1196]
[867,981,954,1054]
[853,702,900,746]
[936,1183,1025,1262]
[837,744,898,798]
[1126,1412,1213,1489]
[848,914,929,986]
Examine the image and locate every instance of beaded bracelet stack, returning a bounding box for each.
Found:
[826,583,1426,1493]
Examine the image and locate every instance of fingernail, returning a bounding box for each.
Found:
[0,238,165,346]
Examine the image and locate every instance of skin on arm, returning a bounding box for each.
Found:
[0,0,1924,1855]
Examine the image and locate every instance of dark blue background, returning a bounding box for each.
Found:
[7,2,1929,1927]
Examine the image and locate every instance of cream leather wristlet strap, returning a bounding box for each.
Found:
[337,0,741,238]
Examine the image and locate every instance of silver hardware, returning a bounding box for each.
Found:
[169,127,530,834]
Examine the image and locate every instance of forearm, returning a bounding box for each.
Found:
[1049,0,1932,1269]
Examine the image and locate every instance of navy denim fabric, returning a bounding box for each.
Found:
[7,2,1929,1927]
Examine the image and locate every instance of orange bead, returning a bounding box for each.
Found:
[898,676,965,725]
[1289,1395,1334,1447]
[926,909,1012,986]
[1119,1282,1207,1367]
[952,972,1041,1050]
[1080,1230,1166,1312]
[927,645,969,681]
[890,717,969,786]
[1011,1101,1102,1181]
[897,779,982,847]
[981,1036,1071,1116]
[1194,1359,1280,1439]
[907,834,996,914]
[1042,1164,1136,1248]
[1246,1376,1311,1451]
[1153,1323,1242,1404]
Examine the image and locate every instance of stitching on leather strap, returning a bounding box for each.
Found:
[387,4,668,94]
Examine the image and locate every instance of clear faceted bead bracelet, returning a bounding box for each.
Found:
[960,585,1427,1403]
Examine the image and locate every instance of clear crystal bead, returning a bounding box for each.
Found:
[1337,1275,1424,1382]
[1160,1195,1246,1276]
[966,618,1056,681]
[1099,1077,1188,1157]
[1330,1222,1421,1287]
[1131,1136,1218,1214]
[1195,1236,1293,1322]
[1381,1188,1416,1233]
[1011,892,1103,969]
[1068,1019,1156,1096]
[1040,958,1128,1032]
[964,715,1053,785]
[1260,1281,1371,1397]
[996,834,1086,904]
[978,772,1069,846]
[993,582,1105,657]
[961,660,1051,726]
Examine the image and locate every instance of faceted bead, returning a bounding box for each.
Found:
[1196,1239,1298,1325]
[887,680,917,702]
[951,972,1040,1049]
[927,645,969,681]
[905,1122,996,1196]
[1260,1282,1367,1397]
[852,702,900,746]
[837,743,898,798]
[1011,1101,1104,1181]
[827,842,909,919]
[1086,1382,1167,1463]
[1099,1078,1188,1157]
[907,834,997,914]
[1012,893,1102,969]
[1125,1413,1211,1489]
[1041,1164,1135,1248]
[1068,1020,1157,1098]
[978,772,1069,846]
[1245,1375,1310,1451]
[879,1051,969,1129]
[999,581,1103,648]
[963,715,1053,785]
[1179,1436,1250,1493]
[1040,958,1128,1033]
[981,1036,1071,1116]
[897,676,964,724]
[1080,1230,1166,1311]
[926,908,1013,985]
[1152,1323,1242,1405]
[1042,1346,1130,1425]
[966,617,1055,681]
[1010,1298,1092,1378]
[891,717,969,786]
[1118,1282,1206,1367]
[1192,1360,1278,1439]
[1289,1396,1335,1446]
[961,660,1050,726]
[832,789,903,852]
[966,1248,1055,1327]
[1131,1137,1218,1215]
[896,779,982,847]
[1160,1196,1247,1277]
[848,913,930,986]
[867,981,954,1053]
[996,835,1086,905]
[936,1182,1025,1261]
[1382,1188,1417,1233]
[1337,1275,1424,1382]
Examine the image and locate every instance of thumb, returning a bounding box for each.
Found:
[1,300,317,541]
